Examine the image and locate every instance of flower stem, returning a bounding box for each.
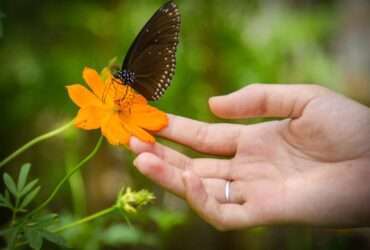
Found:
[53,206,116,233]
[30,136,104,216]
[0,120,75,169]
[66,151,87,216]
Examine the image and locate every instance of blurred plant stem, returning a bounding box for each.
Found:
[66,152,87,216]
[0,120,75,169]
[30,136,104,216]
[54,206,116,233]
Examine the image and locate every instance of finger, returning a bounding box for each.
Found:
[182,171,251,231]
[209,84,329,119]
[203,179,245,204]
[133,153,185,197]
[131,137,237,179]
[190,158,233,179]
[157,114,241,155]
[130,137,191,169]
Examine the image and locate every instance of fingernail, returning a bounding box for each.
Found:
[133,156,140,167]
[129,137,151,154]
[209,96,217,103]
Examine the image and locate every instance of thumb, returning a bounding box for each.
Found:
[209,84,329,119]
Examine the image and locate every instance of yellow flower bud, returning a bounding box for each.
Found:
[117,187,155,214]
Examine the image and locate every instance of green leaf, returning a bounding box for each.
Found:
[20,179,39,197]
[4,190,13,207]
[41,230,68,248]
[3,173,18,197]
[7,226,20,250]
[0,202,12,209]
[17,163,31,192]
[0,194,13,209]
[20,186,40,209]
[5,190,11,201]
[34,213,58,227]
[25,227,43,250]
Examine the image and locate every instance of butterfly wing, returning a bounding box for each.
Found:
[122,1,180,101]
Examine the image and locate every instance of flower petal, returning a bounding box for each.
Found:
[83,67,104,98]
[132,91,147,105]
[67,84,101,108]
[121,117,155,144]
[74,106,106,130]
[130,104,168,131]
[101,114,130,145]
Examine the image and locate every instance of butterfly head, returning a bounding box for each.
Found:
[114,69,136,85]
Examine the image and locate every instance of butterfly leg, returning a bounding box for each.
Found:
[118,84,134,114]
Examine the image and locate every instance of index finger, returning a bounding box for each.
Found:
[157,114,241,156]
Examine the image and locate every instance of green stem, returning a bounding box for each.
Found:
[0,120,74,169]
[11,209,17,225]
[53,206,116,233]
[30,136,104,216]
[66,152,87,216]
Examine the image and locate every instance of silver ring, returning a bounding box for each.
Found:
[225,181,231,202]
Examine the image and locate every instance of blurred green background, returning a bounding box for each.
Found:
[1,0,370,249]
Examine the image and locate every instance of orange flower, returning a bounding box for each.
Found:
[66,67,168,145]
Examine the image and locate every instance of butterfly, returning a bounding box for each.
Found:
[113,1,180,101]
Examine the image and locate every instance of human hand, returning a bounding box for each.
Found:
[130,84,370,230]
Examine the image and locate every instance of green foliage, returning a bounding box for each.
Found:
[0,163,40,213]
[148,208,187,232]
[101,224,159,247]
[2,213,68,250]
[0,164,68,249]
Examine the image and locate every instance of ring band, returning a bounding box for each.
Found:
[225,181,231,202]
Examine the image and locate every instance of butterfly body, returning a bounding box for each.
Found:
[114,1,180,101]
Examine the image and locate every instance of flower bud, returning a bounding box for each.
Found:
[117,187,155,214]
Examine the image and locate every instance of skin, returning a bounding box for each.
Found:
[129,84,370,231]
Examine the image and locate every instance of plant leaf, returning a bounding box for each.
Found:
[25,227,43,250]
[34,213,58,227]
[0,193,13,208]
[17,163,31,192]
[20,179,39,197]
[5,190,11,201]
[3,173,18,197]
[41,230,68,248]
[20,186,40,209]
[6,226,20,250]
[4,190,13,207]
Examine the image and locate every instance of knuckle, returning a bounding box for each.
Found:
[182,157,194,170]
[194,124,210,151]
[227,159,235,180]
